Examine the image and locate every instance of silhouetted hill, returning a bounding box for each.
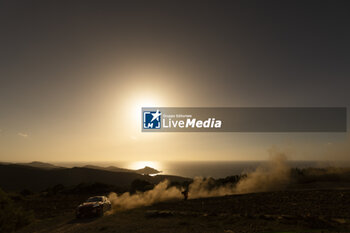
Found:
[17,161,63,170]
[0,164,189,192]
[136,166,160,175]
[4,162,161,174]
[83,165,161,175]
[83,165,131,173]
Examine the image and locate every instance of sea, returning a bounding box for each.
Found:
[52,160,342,179]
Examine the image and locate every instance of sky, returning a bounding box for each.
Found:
[0,0,349,162]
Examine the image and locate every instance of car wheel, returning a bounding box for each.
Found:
[97,208,103,217]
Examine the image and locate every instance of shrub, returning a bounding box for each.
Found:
[0,188,34,232]
[131,179,154,193]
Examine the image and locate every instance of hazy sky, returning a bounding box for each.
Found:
[0,1,349,162]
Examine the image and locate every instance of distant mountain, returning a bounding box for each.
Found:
[17,161,63,170]
[136,166,160,175]
[83,165,132,173]
[0,162,11,165]
[0,164,190,192]
[83,165,161,175]
[6,161,160,174]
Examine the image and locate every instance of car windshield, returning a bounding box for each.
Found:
[86,197,103,202]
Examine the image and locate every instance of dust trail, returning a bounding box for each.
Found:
[188,152,290,197]
[108,152,291,212]
[188,177,236,198]
[107,180,182,213]
[235,152,290,194]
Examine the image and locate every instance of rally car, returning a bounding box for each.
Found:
[76,196,111,218]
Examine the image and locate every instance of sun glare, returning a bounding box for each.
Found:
[125,94,166,136]
[128,95,161,122]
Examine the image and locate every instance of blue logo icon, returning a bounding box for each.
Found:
[143,110,161,129]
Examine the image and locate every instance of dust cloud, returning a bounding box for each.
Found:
[235,152,290,194]
[188,152,290,197]
[107,180,182,213]
[188,177,236,198]
[108,152,291,213]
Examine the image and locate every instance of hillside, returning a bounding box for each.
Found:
[3,165,350,232]
[16,189,350,233]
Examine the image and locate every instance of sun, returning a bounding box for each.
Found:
[129,95,162,121]
[129,161,160,170]
[123,93,165,136]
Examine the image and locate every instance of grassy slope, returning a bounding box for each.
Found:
[17,189,350,233]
